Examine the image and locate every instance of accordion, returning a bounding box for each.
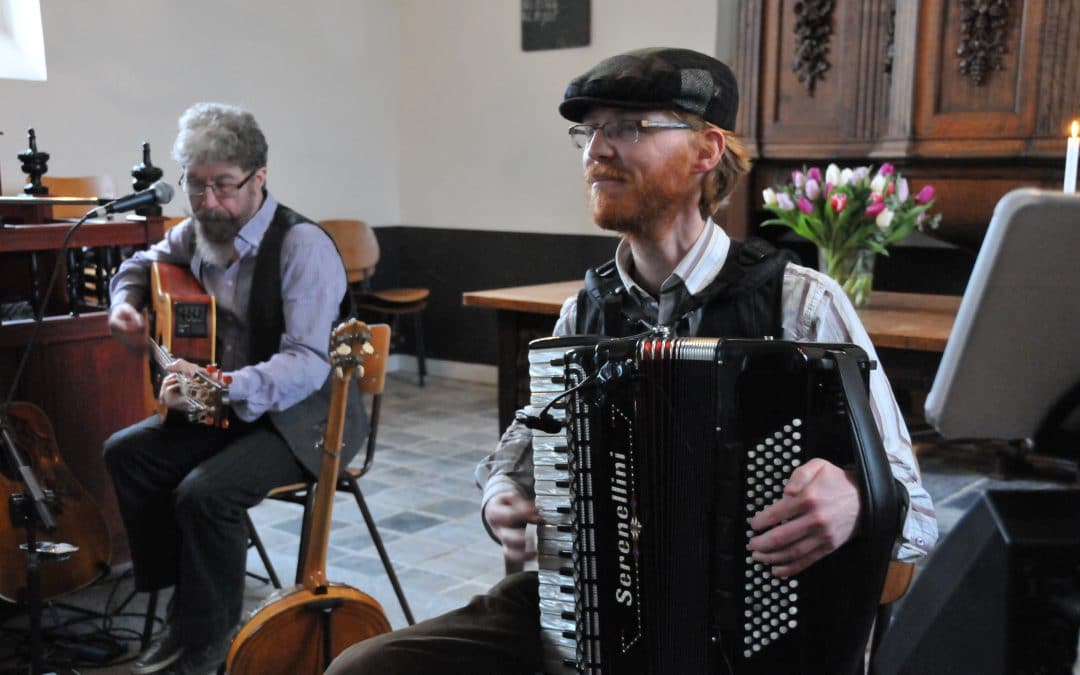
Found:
[527,336,900,675]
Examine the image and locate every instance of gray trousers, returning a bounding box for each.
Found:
[325,571,543,674]
[103,414,306,649]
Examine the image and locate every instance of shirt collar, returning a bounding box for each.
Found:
[613,218,732,300]
[233,191,278,258]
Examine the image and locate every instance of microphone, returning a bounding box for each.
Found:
[87,181,174,218]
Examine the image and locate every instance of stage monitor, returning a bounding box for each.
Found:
[872,489,1080,675]
[924,188,1080,445]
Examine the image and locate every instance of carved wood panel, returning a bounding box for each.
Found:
[914,0,1043,144]
[756,0,894,157]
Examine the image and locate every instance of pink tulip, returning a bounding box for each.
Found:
[807,167,823,183]
[797,196,814,214]
[776,192,795,210]
[897,178,910,201]
[830,192,847,213]
[886,181,896,196]
[878,162,895,177]
[865,200,886,217]
[792,170,806,189]
[915,185,936,204]
[805,179,821,200]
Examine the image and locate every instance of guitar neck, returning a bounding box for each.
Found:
[147,336,172,370]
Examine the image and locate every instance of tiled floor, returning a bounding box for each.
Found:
[0,373,1073,673]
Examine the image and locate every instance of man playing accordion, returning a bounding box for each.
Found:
[327,47,938,675]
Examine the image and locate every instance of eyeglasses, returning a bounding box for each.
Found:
[180,168,258,198]
[568,119,695,149]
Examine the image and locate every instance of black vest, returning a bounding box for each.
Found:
[575,237,796,339]
[235,202,366,478]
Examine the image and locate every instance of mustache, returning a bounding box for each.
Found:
[585,165,631,183]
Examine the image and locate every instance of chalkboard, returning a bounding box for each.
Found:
[522,0,590,51]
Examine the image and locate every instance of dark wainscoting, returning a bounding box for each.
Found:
[368,226,975,366]
[368,227,616,365]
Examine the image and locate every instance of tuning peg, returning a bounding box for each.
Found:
[335,343,352,356]
[356,365,365,379]
[361,342,375,355]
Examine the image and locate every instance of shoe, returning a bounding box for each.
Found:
[131,622,183,674]
[160,633,232,675]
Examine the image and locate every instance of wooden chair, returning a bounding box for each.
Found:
[260,323,415,624]
[41,175,115,219]
[320,219,430,386]
[39,176,120,309]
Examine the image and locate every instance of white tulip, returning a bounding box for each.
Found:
[839,168,854,186]
[825,163,841,186]
[870,174,888,194]
[876,208,895,229]
[762,187,778,206]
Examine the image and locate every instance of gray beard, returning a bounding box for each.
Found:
[194,221,236,267]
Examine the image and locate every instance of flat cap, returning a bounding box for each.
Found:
[559,47,739,130]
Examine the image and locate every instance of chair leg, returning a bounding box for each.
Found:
[141,589,159,650]
[244,512,282,589]
[345,473,415,625]
[413,311,426,387]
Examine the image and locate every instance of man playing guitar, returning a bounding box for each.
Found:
[105,102,366,675]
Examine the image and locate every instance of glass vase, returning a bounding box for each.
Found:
[819,247,875,308]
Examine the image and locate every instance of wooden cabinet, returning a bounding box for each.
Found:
[729,0,1080,252]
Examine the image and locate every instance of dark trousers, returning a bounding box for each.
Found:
[103,414,306,648]
[325,571,542,675]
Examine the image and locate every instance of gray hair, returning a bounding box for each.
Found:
[171,102,268,170]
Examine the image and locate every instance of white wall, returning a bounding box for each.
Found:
[398,0,724,235]
[1,1,735,234]
[0,0,401,225]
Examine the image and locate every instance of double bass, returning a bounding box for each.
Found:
[0,402,111,603]
[225,319,391,673]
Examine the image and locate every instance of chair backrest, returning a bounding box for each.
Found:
[357,323,390,396]
[319,219,380,285]
[42,175,116,219]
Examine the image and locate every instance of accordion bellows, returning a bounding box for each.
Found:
[529,336,900,675]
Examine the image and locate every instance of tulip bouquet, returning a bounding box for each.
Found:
[761,163,941,307]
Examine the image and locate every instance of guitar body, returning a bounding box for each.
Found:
[225,320,391,674]
[0,402,111,603]
[225,584,390,673]
[148,262,216,418]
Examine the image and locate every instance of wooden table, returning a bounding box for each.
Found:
[464,281,961,432]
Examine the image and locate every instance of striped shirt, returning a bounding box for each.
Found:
[477,219,937,562]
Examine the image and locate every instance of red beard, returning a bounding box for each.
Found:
[585,148,696,238]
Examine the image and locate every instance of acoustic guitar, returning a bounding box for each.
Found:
[0,402,111,603]
[225,319,391,674]
[147,262,230,428]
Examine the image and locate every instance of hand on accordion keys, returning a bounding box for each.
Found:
[483,491,541,563]
[747,457,862,577]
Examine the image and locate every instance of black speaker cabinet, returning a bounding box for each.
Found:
[873,489,1080,675]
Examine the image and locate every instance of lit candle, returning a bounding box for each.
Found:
[1066,120,1079,194]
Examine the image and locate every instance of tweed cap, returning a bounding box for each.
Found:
[559,47,739,130]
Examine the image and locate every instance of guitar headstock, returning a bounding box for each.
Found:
[330,319,376,381]
[182,365,232,428]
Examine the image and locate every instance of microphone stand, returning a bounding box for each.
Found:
[1,208,97,675]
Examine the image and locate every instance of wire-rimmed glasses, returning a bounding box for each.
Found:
[568,119,695,149]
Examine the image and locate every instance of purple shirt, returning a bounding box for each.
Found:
[109,193,346,422]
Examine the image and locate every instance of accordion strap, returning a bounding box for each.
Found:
[831,347,901,576]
